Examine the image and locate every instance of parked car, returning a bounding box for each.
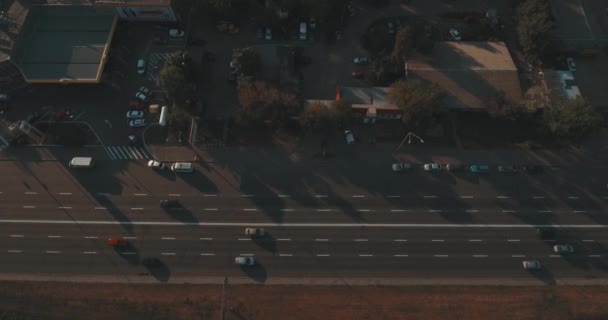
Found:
[126,110,144,119]
[449,28,462,40]
[135,92,150,102]
[129,118,146,128]
[446,163,464,171]
[353,57,371,65]
[148,160,165,170]
[553,244,574,254]
[137,59,146,75]
[141,257,162,268]
[387,21,396,34]
[138,86,152,96]
[424,163,442,171]
[566,57,576,72]
[169,28,185,38]
[522,165,543,174]
[0,93,8,111]
[235,256,256,266]
[309,18,317,29]
[536,228,555,240]
[344,130,355,144]
[264,27,272,40]
[245,228,266,237]
[392,162,412,172]
[160,199,180,208]
[128,135,140,147]
[352,71,364,78]
[470,165,489,173]
[129,99,144,110]
[498,165,518,173]
[522,260,541,270]
[107,237,128,247]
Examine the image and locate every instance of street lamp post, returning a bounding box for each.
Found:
[394,132,424,153]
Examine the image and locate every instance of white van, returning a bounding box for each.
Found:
[171,162,193,172]
[69,157,94,168]
[299,22,307,40]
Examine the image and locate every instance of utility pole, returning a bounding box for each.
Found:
[220,277,228,320]
[394,132,424,153]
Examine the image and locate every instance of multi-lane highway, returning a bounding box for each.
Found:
[0,156,607,283]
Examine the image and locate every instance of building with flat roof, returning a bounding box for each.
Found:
[337,86,401,121]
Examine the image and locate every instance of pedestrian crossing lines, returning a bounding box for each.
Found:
[146,52,174,82]
[105,146,151,160]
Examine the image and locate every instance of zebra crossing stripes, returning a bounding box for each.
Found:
[146,52,174,82]
[105,146,151,160]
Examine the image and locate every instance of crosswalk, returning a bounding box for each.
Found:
[146,52,174,82]
[105,146,152,160]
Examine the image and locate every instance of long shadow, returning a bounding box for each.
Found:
[178,169,219,195]
[239,261,267,283]
[114,242,139,266]
[162,205,199,224]
[97,195,133,233]
[528,266,556,285]
[252,233,277,254]
[239,173,286,223]
[141,257,171,283]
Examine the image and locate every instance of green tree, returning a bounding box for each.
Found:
[388,79,445,125]
[299,101,332,130]
[366,57,401,86]
[237,81,300,126]
[157,51,195,105]
[391,26,414,63]
[515,0,553,62]
[542,96,603,142]
[232,47,261,78]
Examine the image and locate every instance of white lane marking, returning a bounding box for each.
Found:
[83,251,97,254]
[94,207,107,210]
[200,238,213,241]
[277,238,292,241]
[121,252,137,255]
[468,239,483,242]
[85,236,98,239]
[47,235,61,238]
[134,193,148,196]
[280,209,294,212]
[315,195,328,198]
[386,195,401,198]
[589,255,601,258]
[124,236,136,240]
[161,237,175,240]
[278,195,291,198]
[279,253,293,257]
[240,253,254,256]
[573,210,586,213]
[316,209,332,212]
[241,194,254,197]
[429,209,442,213]
[354,239,368,242]
[352,195,365,198]
[359,254,374,257]
[316,254,330,257]
[434,255,449,258]
[394,254,409,257]
[508,239,520,242]
[460,196,474,199]
[243,208,258,211]
[394,239,408,242]
[357,209,371,212]
[59,192,72,195]
[538,210,552,213]
[10,235,23,238]
[549,254,561,258]
[8,250,21,253]
[390,209,408,212]
[466,209,479,213]
[533,196,545,199]
[568,196,579,199]
[23,206,35,209]
[512,254,525,258]
[502,210,516,213]
[432,239,444,242]
[237,238,251,241]
[497,196,509,199]
[97,193,110,196]
[24,192,37,195]
[582,240,594,242]
[161,252,176,256]
[58,206,72,209]
[473,254,488,258]
[46,250,61,254]
[544,239,557,242]
[131,208,144,210]
[315,239,329,242]
[204,208,219,211]
[424,195,437,199]
[204,194,218,197]
[200,253,215,256]
[168,194,181,197]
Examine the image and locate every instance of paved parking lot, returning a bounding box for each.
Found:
[550,0,608,44]
[575,52,608,108]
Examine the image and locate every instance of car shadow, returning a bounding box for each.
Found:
[252,233,277,254]
[162,205,198,224]
[239,261,267,283]
[528,265,556,285]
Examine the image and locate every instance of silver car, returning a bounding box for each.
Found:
[522,260,541,270]
[392,162,412,172]
[553,244,574,254]
[424,163,441,171]
[235,256,255,266]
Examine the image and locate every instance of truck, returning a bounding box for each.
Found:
[69,157,94,168]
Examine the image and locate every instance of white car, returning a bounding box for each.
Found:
[137,59,146,75]
[264,27,272,40]
[449,28,461,41]
[344,130,355,144]
[353,57,371,65]
[566,57,576,72]
[235,256,255,266]
[135,92,149,102]
[553,244,574,254]
[147,160,165,170]
[126,110,144,119]
[424,163,441,171]
[129,118,146,128]
[522,260,541,270]
[245,228,265,237]
[392,162,412,172]
[169,28,185,38]
[138,86,152,96]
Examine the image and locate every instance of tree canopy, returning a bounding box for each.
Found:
[388,79,445,125]
[541,96,603,142]
[238,81,299,126]
[515,0,553,62]
[157,51,195,106]
[232,47,261,78]
[391,26,414,63]
[299,99,353,130]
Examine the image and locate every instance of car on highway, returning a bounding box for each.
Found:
[536,228,555,240]
[147,160,165,170]
[446,163,464,172]
[566,57,576,72]
[160,199,180,208]
[169,28,185,38]
[107,237,128,247]
[126,110,144,119]
[553,244,574,254]
[470,165,489,173]
[171,162,193,172]
[449,28,461,40]
[522,260,541,270]
[353,57,371,65]
[245,228,266,237]
[498,165,518,173]
[424,163,441,171]
[344,130,355,144]
[522,165,543,174]
[392,162,412,172]
[129,118,146,128]
[137,58,146,75]
[141,257,162,268]
[235,256,256,266]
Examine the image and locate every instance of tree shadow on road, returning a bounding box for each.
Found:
[240,173,286,223]
[163,206,199,224]
[143,259,171,283]
[239,262,267,283]
[178,169,219,195]
[114,243,139,266]
[252,233,277,254]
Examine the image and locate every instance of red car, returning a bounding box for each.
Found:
[352,71,364,78]
[107,237,128,247]
[128,99,144,110]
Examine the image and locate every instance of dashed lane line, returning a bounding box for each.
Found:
[47,235,62,238]
[582,240,594,242]
[316,209,332,212]
[390,209,408,212]
[279,253,293,257]
[573,210,586,213]
[59,192,72,196]
[243,208,258,211]
[434,255,449,258]
[22,206,35,209]
[131,208,144,210]
[538,210,552,213]
[315,239,329,242]
[124,236,136,240]
[204,194,218,197]
[394,254,409,257]
[83,251,97,254]
[278,195,291,198]
[502,210,516,213]
[168,194,181,197]
[161,237,176,240]
[316,254,330,257]
[161,252,176,256]
[10,235,23,238]
[239,253,254,256]
[280,209,294,212]
[468,239,483,242]
[24,192,37,195]
[352,195,365,198]
[512,254,525,258]
[134,193,148,196]
[432,239,444,242]
[508,239,520,242]
[533,196,545,199]
[58,207,72,209]
[589,255,601,258]
[568,196,579,199]
[241,194,254,197]
[45,251,61,254]
[94,207,107,210]
[357,209,371,212]
[354,239,368,242]
[200,253,215,256]
[237,238,250,241]
[121,252,137,255]
[277,238,292,241]
[496,196,509,199]
[200,238,213,241]
[429,209,442,213]
[460,196,474,199]
[394,239,408,242]
[359,254,374,257]
[204,208,219,211]
[315,195,328,198]
[549,255,561,258]
[386,195,401,198]
[466,210,479,213]
[84,236,98,239]
[8,250,21,253]
[473,254,488,258]
[424,196,437,199]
